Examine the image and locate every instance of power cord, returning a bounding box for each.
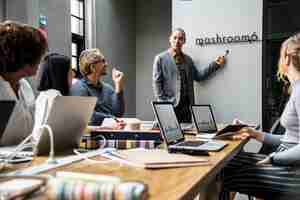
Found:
[5,134,34,164]
[73,149,114,164]
[73,135,113,164]
[5,124,56,165]
[38,124,57,164]
[92,134,107,149]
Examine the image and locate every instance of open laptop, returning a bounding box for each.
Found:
[0,101,33,162]
[34,96,97,155]
[152,102,227,154]
[191,105,253,139]
[0,101,15,140]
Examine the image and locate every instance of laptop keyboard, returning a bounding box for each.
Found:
[177,141,206,147]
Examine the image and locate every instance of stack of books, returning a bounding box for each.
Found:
[79,133,161,150]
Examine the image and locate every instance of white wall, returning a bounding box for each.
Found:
[173,0,263,125]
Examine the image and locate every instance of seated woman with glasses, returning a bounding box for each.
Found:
[70,48,125,126]
[220,33,300,200]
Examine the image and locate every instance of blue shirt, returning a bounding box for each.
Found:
[70,78,125,125]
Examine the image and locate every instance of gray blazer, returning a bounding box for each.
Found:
[152,50,223,106]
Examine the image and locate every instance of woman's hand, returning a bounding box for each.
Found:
[232,127,261,140]
[112,118,126,130]
[256,153,275,165]
[231,119,251,140]
[231,118,263,141]
[116,120,126,130]
[256,156,272,165]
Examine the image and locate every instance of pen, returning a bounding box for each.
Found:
[224,49,230,57]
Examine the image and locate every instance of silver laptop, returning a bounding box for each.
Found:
[34,96,97,155]
[191,105,251,139]
[152,102,227,153]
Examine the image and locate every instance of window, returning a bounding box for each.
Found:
[71,0,85,78]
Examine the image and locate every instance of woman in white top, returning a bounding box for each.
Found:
[32,53,72,142]
[0,21,47,146]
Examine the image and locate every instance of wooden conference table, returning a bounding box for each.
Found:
[5,138,247,200]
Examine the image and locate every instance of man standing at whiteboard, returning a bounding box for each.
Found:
[152,28,226,123]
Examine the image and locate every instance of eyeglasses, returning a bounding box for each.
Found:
[92,58,106,65]
[99,58,106,64]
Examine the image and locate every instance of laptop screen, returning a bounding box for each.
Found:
[191,105,218,133]
[0,101,15,138]
[152,102,183,144]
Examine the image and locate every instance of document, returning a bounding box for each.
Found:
[102,148,210,169]
[215,124,260,139]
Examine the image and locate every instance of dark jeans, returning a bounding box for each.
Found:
[174,96,191,123]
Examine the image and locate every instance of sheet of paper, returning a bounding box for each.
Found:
[105,148,210,169]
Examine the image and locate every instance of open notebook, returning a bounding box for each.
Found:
[102,148,210,169]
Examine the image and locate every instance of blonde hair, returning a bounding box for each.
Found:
[79,48,104,76]
[277,33,300,84]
